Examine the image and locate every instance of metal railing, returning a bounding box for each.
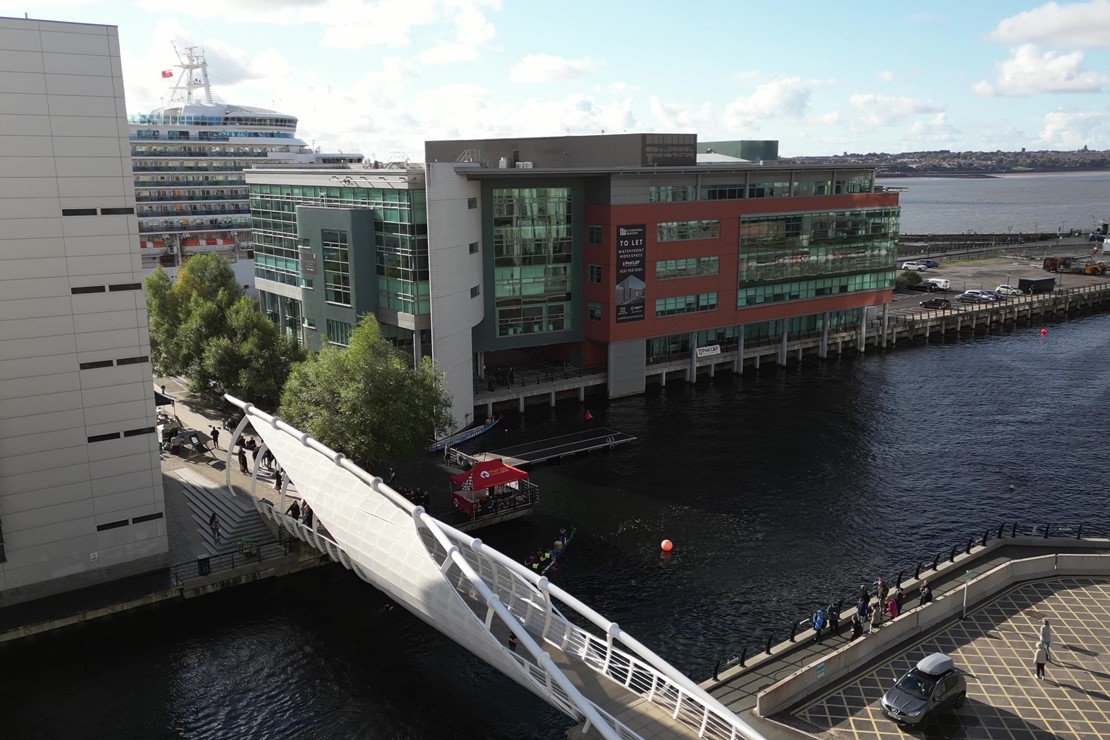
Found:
[711,521,1107,680]
[168,536,295,587]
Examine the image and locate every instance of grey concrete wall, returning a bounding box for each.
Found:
[607,340,646,398]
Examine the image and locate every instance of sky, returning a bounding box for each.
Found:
[8,0,1110,160]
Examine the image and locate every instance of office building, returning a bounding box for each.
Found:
[0,17,168,605]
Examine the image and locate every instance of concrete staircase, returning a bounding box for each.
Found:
[174,467,276,556]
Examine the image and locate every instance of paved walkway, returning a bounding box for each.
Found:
[791,576,1110,738]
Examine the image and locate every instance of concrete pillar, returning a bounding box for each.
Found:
[754,354,761,369]
[733,330,745,374]
[796,347,802,362]
[476,351,485,378]
[709,362,716,378]
[688,331,697,384]
[518,396,525,414]
[837,339,843,355]
[858,310,867,353]
[881,303,890,348]
[414,329,422,366]
[486,401,493,418]
[819,312,830,358]
[777,324,788,366]
[577,386,585,401]
[549,390,556,408]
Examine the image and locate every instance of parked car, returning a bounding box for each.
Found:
[909,282,939,292]
[995,284,1024,296]
[901,261,928,271]
[924,278,950,291]
[965,289,999,300]
[920,297,951,309]
[881,653,966,726]
[957,291,993,304]
[918,258,940,268]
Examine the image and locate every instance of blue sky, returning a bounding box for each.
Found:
[10,1,1110,159]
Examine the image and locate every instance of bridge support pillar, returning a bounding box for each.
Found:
[577,386,585,402]
[796,346,802,362]
[881,303,890,348]
[733,331,745,374]
[858,310,867,353]
[518,396,525,414]
[486,401,493,418]
[549,391,556,408]
[777,325,788,366]
[708,362,715,378]
[687,332,698,383]
[819,313,829,358]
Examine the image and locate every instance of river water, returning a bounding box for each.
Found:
[5,177,1110,739]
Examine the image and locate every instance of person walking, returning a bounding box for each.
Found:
[869,599,882,633]
[273,466,283,492]
[1040,618,1052,662]
[827,604,840,636]
[1034,641,1047,680]
[507,632,518,653]
[920,580,933,606]
[812,608,827,643]
[210,426,220,450]
[302,502,314,529]
[876,578,889,614]
[894,586,906,612]
[208,512,220,544]
[237,446,248,474]
[886,593,900,620]
[286,500,300,521]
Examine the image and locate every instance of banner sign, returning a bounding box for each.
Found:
[615,224,646,322]
[695,344,721,358]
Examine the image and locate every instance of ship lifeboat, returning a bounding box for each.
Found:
[139,240,169,255]
[181,237,235,253]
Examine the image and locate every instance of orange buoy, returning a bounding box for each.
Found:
[661,539,673,552]
[1041,328,1048,336]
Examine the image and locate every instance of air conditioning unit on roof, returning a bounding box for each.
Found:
[515,161,533,168]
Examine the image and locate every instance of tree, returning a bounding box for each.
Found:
[280,315,452,470]
[143,254,303,406]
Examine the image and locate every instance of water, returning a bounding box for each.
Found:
[4,312,1109,739]
[885,171,1110,235]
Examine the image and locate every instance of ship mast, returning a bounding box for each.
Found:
[167,43,213,106]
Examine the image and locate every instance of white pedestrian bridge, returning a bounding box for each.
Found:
[223,396,763,740]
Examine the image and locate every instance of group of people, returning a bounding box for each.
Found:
[387,467,431,508]
[809,577,936,643]
[284,498,314,529]
[524,528,571,573]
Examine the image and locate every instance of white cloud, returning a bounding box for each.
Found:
[509,54,603,83]
[973,44,1110,96]
[1038,109,1110,147]
[723,77,815,129]
[878,70,896,82]
[729,70,763,83]
[989,0,1110,48]
[648,96,716,131]
[849,94,944,126]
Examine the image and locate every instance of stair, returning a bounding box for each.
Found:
[174,467,277,556]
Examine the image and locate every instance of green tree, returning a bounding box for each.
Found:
[280,315,452,469]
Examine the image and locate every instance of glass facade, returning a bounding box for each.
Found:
[646,309,863,360]
[655,292,718,317]
[492,187,573,337]
[649,185,697,203]
[737,208,898,306]
[657,219,720,243]
[251,183,429,315]
[326,319,352,346]
[656,256,719,280]
[322,229,350,305]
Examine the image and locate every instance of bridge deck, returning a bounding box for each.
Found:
[480,428,636,467]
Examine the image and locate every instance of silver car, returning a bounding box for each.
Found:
[881,653,966,726]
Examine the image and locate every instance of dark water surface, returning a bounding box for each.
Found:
[5,316,1109,739]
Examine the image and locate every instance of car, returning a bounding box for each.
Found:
[920,297,951,309]
[918,258,940,268]
[881,653,967,726]
[901,261,928,271]
[908,282,939,292]
[995,284,1024,296]
[957,291,993,304]
[964,289,998,300]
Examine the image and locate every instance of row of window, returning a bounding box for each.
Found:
[648,175,873,203]
[326,319,352,346]
[645,308,864,358]
[656,256,719,280]
[737,271,894,307]
[655,292,718,317]
[656,220,721,243]
[322,229,351,306]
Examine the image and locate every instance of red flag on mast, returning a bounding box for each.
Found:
[161,69,173,78]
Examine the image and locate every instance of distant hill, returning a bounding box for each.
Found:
[782,148,1110,176]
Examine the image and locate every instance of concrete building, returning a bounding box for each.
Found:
[251,134,900,430]
[0,17,168,606]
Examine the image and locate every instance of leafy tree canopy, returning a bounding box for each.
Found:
[279,314,452,470]
[144,254,303,406]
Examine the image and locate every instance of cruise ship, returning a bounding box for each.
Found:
[130,46,362,290]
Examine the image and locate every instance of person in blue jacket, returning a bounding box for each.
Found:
[812,608,827,642]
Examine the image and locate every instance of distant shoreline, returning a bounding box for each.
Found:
[876,167,1109,179]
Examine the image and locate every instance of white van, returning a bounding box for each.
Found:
[924,278,950,291]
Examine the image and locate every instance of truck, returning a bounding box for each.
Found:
[1018,276,1056,294]
[1043,256,1107,275]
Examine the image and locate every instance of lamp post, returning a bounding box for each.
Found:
[962,569,977,620]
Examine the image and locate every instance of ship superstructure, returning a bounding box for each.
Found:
[129,45,361,288]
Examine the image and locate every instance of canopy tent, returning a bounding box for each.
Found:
[154,390,175,407]
[450,458,528,492]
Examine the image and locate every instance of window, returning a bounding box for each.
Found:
[654,292,718,317]
[303,317,316,329]
[79,360,114,370]
[132,512,164,524]
[588,225,602,245]
[99,207,135,215]
[71,285,105,294]
[115,355,149,365]
[588,264,602,283]
[656,257,719,280]
[326,319,352,346]
[322,229,351,306]
[61,208,97,216]
[123,426,156,437]
[657,219,720,243]
[588,302,602,321]
[650,185,697,203]
[470,285,480,298]
[467,197,478,209]
[96,519,129,531]
[469,241,479,254]
[87,432,121,443]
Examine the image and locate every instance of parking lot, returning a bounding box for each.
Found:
[792,578,1110,738]
[890,248,1109,317]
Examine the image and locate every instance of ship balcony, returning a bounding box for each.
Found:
[137,207,251,218]
[133,179,248,188]
[139,223,250,234]
[181,237,238,254]
[135,194,248,203]
[130,150,273,158]
[139,240,170,255]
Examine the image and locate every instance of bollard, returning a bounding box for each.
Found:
[997,523,1005,540]
[1043,523,1050,539]
[949,545,957,563]
[1011,522,1018,538]
[789,621,797,643]
[896,570,904,588]
[739,646,747,667]
[765,634,773,655]
[914,562,921,580]
[1077,524,1084,540]
[966,538,973,555]
[982,530,989,547]
[932,554,940,571]
[713,660,721,681]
